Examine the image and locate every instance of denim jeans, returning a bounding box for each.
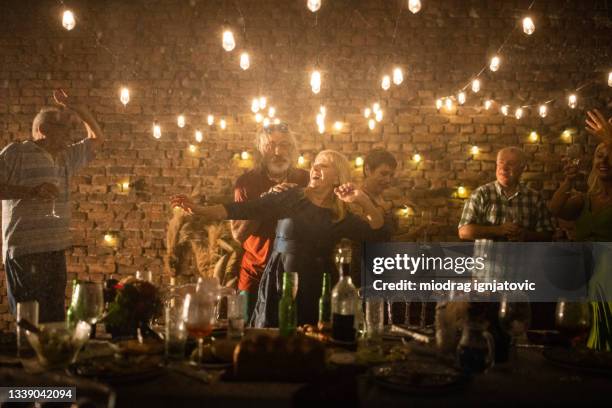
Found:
[4,250,67,323]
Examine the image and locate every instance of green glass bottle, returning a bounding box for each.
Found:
[279,272,297,336]
[318,273,331,331]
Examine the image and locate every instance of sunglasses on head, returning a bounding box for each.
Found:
[263,122,289,134]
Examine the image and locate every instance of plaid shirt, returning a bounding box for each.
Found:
[458,181,553,232]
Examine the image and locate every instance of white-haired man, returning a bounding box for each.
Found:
[231,123,308,318]
[0,89,104,322]
[458,147,553,241]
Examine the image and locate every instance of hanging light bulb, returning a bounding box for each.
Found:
[364,107,371,118]
[177,114,186,128]
[62,10,76,31]
[189,144,197,153]
[381,75,391,91]
[515,107,524,119]
[529,131,539,143]
[489,55,501,72]
[372,102,381,112]
[259,96,267,109]
[393,67,404,85]
[412,153,422,163]
[268,107,276,117]
[153,122,161,139]
[457,186,467,198]
[501,105,509,116]
[408,0,422,14]
[375,109,383,122]
[251,98,260,113]
[222,30,236,52]
[522,17,535,35]
[207,114,214,126]
[608,71,612,87]
[195,129,203,142]
[471,146,480,155]
[561,129,573,141]
[316,113,325,127]
[241,151,250,160]
[310,70,321,94]
[445,98,453,111]
[568,94,577,109]
[355,156,364,167]
[263,117,270,128]
[484,100,493,110]
[334,121,343,131]
[220,118,227,130]
[538,105,548,118]
[274,118,281,125]
[255,113,263,123]
[471,79,481,93]
[318,123,325,134]
[307,0,321,13]
[240,52,250,70]
[298,155,306,166]
[368,119,376,130]
[436,99,443,110]
[119,87,130,106]
[457,92,466,105]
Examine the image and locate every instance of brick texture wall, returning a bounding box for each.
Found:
[0,0,610,329]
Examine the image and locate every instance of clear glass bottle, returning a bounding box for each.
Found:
[331,243,358,342]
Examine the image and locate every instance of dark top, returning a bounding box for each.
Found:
[224,188,392,326]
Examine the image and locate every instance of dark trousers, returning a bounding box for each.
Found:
[4,250,67,323]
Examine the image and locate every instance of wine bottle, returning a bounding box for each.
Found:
[331,244,358,342]
[279,272,297,336]
[318,272,331,331]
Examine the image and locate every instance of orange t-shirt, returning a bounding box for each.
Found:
[233,167,309,292]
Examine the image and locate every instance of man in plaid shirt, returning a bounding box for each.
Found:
[458,147,553,241]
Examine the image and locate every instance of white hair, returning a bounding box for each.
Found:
[497,146,527,166]
[31,106,63,140]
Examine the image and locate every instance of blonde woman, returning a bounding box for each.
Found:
[171,150,389,327]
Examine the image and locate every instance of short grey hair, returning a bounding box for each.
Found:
[497,146,527,166]
[254,126,299,165]
[31,106,63,140]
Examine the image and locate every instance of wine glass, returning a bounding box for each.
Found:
[183,288,216,364]
[70,281,104,337]
[499,294,531,367]
[555,299,591,347]
[45,180,61,218]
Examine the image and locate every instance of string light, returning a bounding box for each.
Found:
[489,55,501,72]
[501,105,509,116]
[445,98,453,111]
[538,105,548,118]
[222,30,236,52]
[568,94,577,109]
[561,129,573,141]
[62,10,76,30]
[484,100,493,110]
[259,97,267,109]
[189,144,197,153]
[307,0,321,13]
[298,155,305,166]
[119,87,130,106]
[195,129,203,142]
[207,114,214,126]
[412,153,422,163]
[471,79,481,93]
[457,92,466,105]
[364,108,371,118]
[318,123,325,134]
[522,17,535,35]
[251,98,260,113]
[220,118,227,130]
[436,99,443,110]
[372,102,381,112]
[240,52,250,70]
[375,109,383,122]
[268,107,276,117]
[355,156,364,167]
[393,68,404,85]
[457,185,467,198]
[608,72,612,87]
[153,121,161,139]
[316,113,325,128]
[255,113,263,123]
[471,146,479,155]
[529,131,539,143]
[241,151,250,160]
[334,121,343,131]
[515,107,524,119]
[381,75,391,91]
[177,115,186,128]
[273,118,281,125]
[310,70,321,94]
[263,117,270,127]
[368,119,376,130]
[408,0,422,14]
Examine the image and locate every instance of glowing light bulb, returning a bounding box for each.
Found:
[355,156,364,167]
[298,155,305,166]
[408,0,422,14]
[539,105,548,118]
[310,70,321,94]
[457,186,467,198]
[375,109,383,122]
[457,92,466,105]
[220,118,227,130]
[207,114,214,126]
[413,153,422,163]
[522,17,535,35]
[529,131,539,143]
[561,129,572,141]
[120,87,130,106]
[445,98,453,111]
[121,182,130,191]
[153,122,161,139]
[318,123,325,134]
[222,30,236,52]
[177,115,186,128]
[263,117,271,128]
[372,102,381,112]
[393,67,404,85]
[381,75,391,91]
[364,108,371,118]
[334,121,343,131]
[267,107,276,118]
[195,129,203,142]
[436,99,443,110]
[368,119,376,130]
[62,10,76,31]
[568,94,577,109]
[103,234,114,243]
[240,52,250,70]
[484,100,493,110]
[255,113,263,123]
[471,146,479,155]
[608,71,612,87]
[273,118,281,125]
[251,98,260,113]
[471,79,481,93]
[259,96,267,109]
[189,144,197,153]
[307,0,321,13]
[241,151,250,160]
[316,113,325,127]
[489,55,501,72]
[501,105,509,116]
[319,105,326,117]
[515,107,524,119]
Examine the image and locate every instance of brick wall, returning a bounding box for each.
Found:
[0,0,610,329]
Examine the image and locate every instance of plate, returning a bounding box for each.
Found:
[371,360,468,394]
[68,355,165,384]
[543,347,612,376]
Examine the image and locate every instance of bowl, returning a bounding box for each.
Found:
[26,321,91,368]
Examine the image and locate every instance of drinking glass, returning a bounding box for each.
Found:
[183,290,215,364]
[555,299,591,347]
[165,302,186,360]
[16,301,39,357]
[499,295,531,367]
[226,293,246,339]
[365,298,384,340]
[70,281,105,326]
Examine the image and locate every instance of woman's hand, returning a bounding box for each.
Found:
[170,194,196,214]
[334,183,364,204]
[585,109,612,142]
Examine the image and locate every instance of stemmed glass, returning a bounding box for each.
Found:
[183,284,216,364]
[70,281,104,336]
[499,294,531,367]
[555,299,591,347]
